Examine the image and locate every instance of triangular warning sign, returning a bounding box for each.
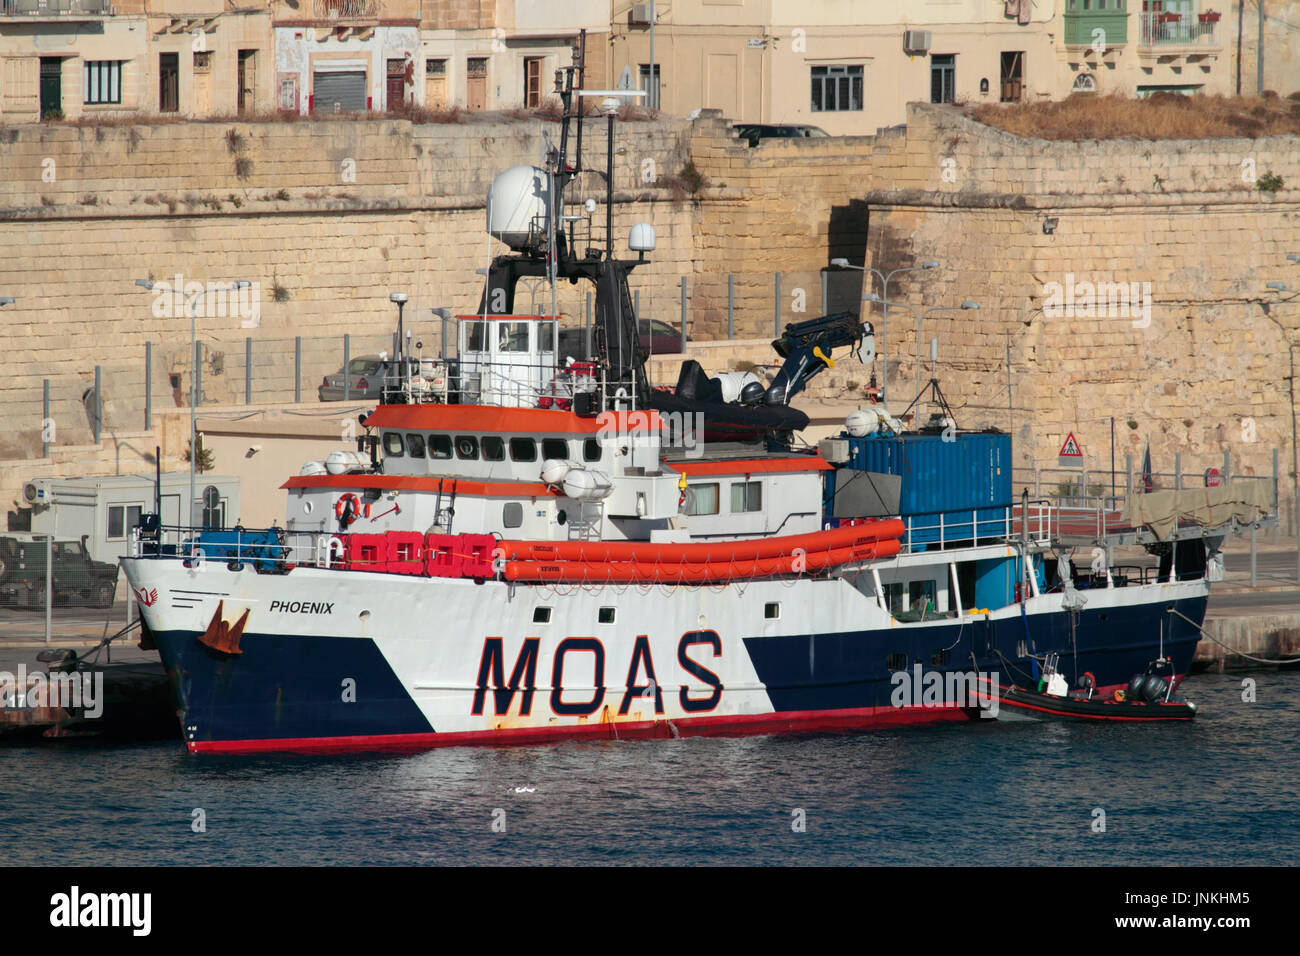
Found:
[1059,432,1082,458]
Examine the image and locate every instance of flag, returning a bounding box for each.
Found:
[1141,440,1153,494]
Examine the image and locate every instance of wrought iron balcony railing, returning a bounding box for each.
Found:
[0,0,114,15]
[311,0,381,19]
[1139,10,1221,47]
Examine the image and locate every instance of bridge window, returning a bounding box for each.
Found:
[405,433,426,458]
[509,437,537,462]
[482,436,505,461]
[463,321,485,351]
[533,606,552,624]
[455,436,479,460]
[498,322,530,352]
[383,432,404,457]
[598,607,616,624]
[541,438,569,461]
[730,480,762,513]
[764,602,780,619]
[684,482,719,516]
[583,438,601,462]
[429,435,452,460]
[538,323,555,351]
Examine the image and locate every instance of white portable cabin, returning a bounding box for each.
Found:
[456,314,559,407]
[24,474,241,562]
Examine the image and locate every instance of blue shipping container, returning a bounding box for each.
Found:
[828,431,1012,545]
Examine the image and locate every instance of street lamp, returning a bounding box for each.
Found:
[136,277,249,527]
[916,301,979,402]
[1263,279,1300,583]
[831,257,940,408]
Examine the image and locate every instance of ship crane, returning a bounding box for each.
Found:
[765,311,876,405]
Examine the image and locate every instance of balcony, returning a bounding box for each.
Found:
[0,0,114,14]
[1063,10,1128,48]
[312,0,381,19]
[1139,10,1221,48]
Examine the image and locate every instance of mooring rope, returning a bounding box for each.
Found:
[1168,607,1300,665]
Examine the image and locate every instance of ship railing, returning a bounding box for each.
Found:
[900,499,1055,553]
[381,355,613,411]
[127,524,357,572]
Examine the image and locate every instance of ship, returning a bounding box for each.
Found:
[121,34,1229,754]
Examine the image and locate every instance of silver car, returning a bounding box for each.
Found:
[318,356,385,402]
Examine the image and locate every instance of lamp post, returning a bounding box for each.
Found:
[137,277,249,526]
[831,257,940,408]
[1264,278,1299,582]
[916,301,979,402]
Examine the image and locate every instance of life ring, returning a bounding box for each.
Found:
[335,493,362,527]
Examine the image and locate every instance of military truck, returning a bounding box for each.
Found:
[0,535,119,609]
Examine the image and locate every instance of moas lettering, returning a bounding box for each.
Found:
[472,632,722,717]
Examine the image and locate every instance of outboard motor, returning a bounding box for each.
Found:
[1126,673,1146,703]
[1142,674,1169,703]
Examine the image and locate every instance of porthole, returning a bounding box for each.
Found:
[598,607,616,624]
[533,607,552,624]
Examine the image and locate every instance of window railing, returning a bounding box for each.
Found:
[312,0,381,19]
[0,0,114,15]
[1139,10,1220,46]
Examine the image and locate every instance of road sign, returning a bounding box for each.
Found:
[1058,432,1083,468]
[1204,467,1222,488]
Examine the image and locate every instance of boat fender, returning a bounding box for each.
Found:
[335,493,362,528]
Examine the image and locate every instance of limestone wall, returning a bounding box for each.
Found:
[5,103,1300,534]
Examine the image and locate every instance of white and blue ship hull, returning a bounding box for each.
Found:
[123,558,1207,753]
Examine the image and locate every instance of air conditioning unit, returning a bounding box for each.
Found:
[903,30,931,54]
[23,480,50,506]
[629,3,653,26]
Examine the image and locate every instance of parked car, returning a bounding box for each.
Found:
[558,319,690,363]
[732,123,830,147]
[319,355,385,401]
[319,355,451,403]
[0,535,119,609]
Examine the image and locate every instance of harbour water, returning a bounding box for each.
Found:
[3,670,1297,866]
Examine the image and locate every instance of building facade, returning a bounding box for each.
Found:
[0,1,272,123]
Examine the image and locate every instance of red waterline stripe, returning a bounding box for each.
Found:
[186,704,972,755]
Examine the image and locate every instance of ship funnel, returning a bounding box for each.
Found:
[487,165,553,251]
